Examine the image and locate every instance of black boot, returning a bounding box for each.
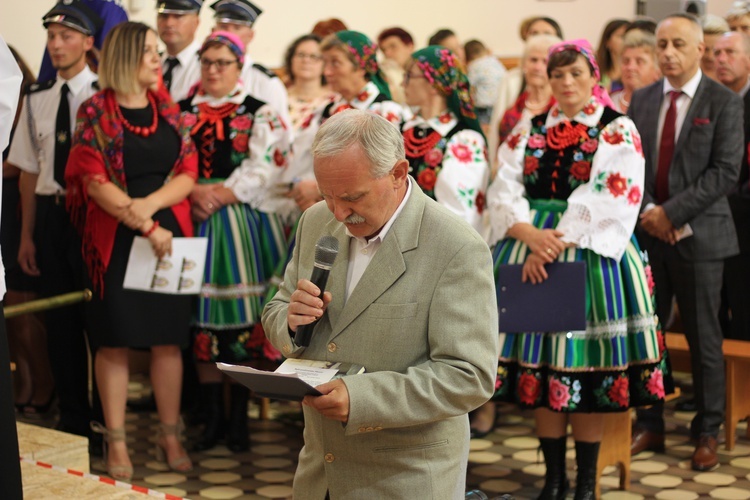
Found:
[227,385,250,452]
[574,440,600,500]
[537,436,569,500]
[193,383,224,451]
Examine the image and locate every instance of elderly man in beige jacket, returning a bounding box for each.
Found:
[263,110,499,500]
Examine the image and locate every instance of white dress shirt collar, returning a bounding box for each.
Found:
[663,69,702,98]
[60,65,95,97]
[168,39,201,68]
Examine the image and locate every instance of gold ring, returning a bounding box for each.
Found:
[207,203,214,210]
[546,248,553,255]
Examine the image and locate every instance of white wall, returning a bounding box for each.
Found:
[1,0,738,76]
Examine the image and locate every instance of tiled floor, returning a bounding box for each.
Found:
[18,373,750,499]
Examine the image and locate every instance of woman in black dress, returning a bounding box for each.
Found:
[66,22,197,480]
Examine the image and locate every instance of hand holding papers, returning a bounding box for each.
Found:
[217,358,365,401]
[123,237,208,294]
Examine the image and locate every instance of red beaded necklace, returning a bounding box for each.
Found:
[403,127,442,159]
[117,92,158,137]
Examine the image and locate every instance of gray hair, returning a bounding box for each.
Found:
[623,29,657,52]
[702,14,730,35]
[727,1,750,21]
[312,109,404,178]
[523,33,562,60]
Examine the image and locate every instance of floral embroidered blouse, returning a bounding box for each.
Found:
[179,85,291,213]
[402,110,489,233]
[486,97,645,260]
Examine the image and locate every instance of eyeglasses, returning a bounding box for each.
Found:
[403,72,426,84]
[200,58,239,71]
[294,52,323,62]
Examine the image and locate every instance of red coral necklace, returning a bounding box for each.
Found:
[117,92,159,137]
[404,127,442,158]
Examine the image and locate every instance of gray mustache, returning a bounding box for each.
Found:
[344,213,366,224]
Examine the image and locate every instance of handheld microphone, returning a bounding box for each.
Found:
[294,235,339,347]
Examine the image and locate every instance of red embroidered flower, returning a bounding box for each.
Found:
[506,133,521,150]
[644,265,655,296]
[476,191,486,214]
[548,377,572,411]
[656,329,666,354]
[607,376,629,407]
[632,130,643,156]
[357,90,370,101]
[385,111,399,124]
[646,368,665,398]
[424,148,443,167]
[627,185,642,205]
[273,148,286,167]
[602,130,624,145]
[450,143,473,163]
[580,138,598,154]
[570,161,591,181]
[607,172,628,197]
[182,113,198,127]
[229,115,253,131]
[495,377,502,391]
[333,104,353,115]
[438,112,452,124]
[232,133,250,153]
[524,156,540,176]
[582,102,597,115]
[417,168,437,190]
[193,332,212,362]
[301,113,314,130]
[527,133,546,149]
[518,373,541,405]
[551,107,560,118]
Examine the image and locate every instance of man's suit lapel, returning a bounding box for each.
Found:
[674,75,707,158]
[645,83,663,171]
[328,186,425,338]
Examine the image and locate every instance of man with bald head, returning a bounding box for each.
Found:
[715,32,750,341]
[628,13,743,471]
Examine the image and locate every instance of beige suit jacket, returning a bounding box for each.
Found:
[262,185,499,499]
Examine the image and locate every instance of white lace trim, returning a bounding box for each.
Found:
[557,203,630,260]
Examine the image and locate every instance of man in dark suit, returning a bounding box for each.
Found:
[715,31,750,341]
[628,13,744,471]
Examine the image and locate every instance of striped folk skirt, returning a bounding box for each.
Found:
[492,199,673,412]
[193,201,286,364]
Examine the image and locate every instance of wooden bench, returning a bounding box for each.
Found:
[665,332,750,450]
[596,388,681,497]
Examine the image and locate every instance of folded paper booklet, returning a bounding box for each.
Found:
[497,261,587,333]
[123,237,208,294]
[217,358,365,401]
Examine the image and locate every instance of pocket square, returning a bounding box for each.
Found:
[693,117,711,126]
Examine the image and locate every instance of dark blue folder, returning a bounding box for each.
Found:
[497,262,587,333]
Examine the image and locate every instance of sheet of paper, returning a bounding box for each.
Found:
[123,237,208,295]
[675,223,693,241]
[274,358,339,386]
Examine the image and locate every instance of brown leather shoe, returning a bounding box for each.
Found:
[691,435,719,471]
[631,427,665,455]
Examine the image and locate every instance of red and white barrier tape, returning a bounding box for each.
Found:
[20,456,187,499]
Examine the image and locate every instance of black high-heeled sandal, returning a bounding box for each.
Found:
[470,402,499,439]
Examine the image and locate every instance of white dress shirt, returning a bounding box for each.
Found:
[657,69,703,149]
[163,39,202,103]
[345,178,412,301]
[8,65,97,195]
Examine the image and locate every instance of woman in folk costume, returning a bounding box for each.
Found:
[485,39,672,500]
[401,46,489,235]
[264,30,413,300]
[177,31,290,452]
[66,22,196,480]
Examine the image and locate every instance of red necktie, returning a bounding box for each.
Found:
[656,90,682,204]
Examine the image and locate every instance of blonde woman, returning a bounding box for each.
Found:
[66,21,197,480]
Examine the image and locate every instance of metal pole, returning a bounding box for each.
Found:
[3,289,92,319]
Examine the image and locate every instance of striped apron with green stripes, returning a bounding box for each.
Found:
[492,198,672,412]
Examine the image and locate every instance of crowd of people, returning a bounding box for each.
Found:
[3,0,750,497]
